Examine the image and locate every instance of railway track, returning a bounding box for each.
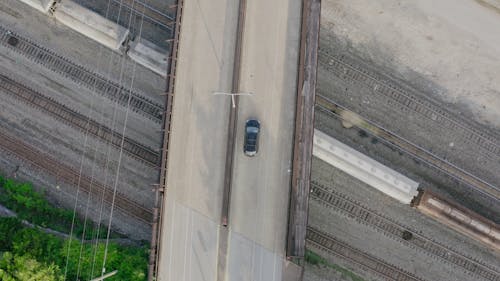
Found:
[0,26,163,123]
[73,0,174,33]
[319,50,500,161]
[0,74,159,167]
[111,0,175,30]
[310,181,500,281]
[0,128,153,224]
[307,226,427,281]
[315,94,500,200]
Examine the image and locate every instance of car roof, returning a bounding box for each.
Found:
[246,119,260,128]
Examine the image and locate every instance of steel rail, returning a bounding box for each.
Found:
[0,26,163,123]
[0,128,153,224]
[307,226,427,281]
[110,0,175,29]
[318,51,500,160]
[0,74,159,167]
[315,94,500,201]
[310,181,500,281]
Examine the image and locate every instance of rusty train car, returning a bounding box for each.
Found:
[313,131,499,252]
[412,190,500,252]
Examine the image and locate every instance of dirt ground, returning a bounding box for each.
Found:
[306,1,500,280]
[304,263,360,281]
[321,0,500,129]
[0,0,167,240]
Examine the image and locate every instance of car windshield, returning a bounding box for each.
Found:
[246,126,259,134]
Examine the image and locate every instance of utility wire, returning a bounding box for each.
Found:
[98,0,149,278]
[62,0,122,279]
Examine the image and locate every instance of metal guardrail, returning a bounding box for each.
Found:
[147,0,184,280]
[286,0,321,260]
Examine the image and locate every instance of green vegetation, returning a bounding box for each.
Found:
[0,175,148,281]
[0,252,63,281]
[305,250,366,281]
[0,175,113,239]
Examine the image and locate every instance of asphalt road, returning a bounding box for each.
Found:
[156,0,302,279]
[226,0,301,279]
[156,0,239,280]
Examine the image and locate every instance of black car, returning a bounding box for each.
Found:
[244,119,260,156]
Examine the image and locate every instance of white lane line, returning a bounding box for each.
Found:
[182,207,190,279]
[188,211,194,281]
[167,202,176,281]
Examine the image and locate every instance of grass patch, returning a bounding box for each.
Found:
[305,250,327,265]
[305,250,366,281]
[0,175,121,240]
[0,217,148,281]
[0,174,149,281]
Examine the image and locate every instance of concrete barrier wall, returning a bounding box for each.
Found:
[313,129,419,204]
[18,0,169,76]
[18,0,56,13]
[128,39,168,77]
[53,0,129,52]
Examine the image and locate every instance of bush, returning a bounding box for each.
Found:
[12,228,64,265]
[62,240,148,281]
[305,250,366,281]
[0,217,148,281]
[0,252,63,281]
[0,218,23,251]
[0,175,111,239]
[305,250,326,265]
[0,174,149,281]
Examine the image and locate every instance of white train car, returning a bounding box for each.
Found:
[313,129,419,204]
[18,0,56,14]
[53,0,129,52]
[128,39,168,77]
